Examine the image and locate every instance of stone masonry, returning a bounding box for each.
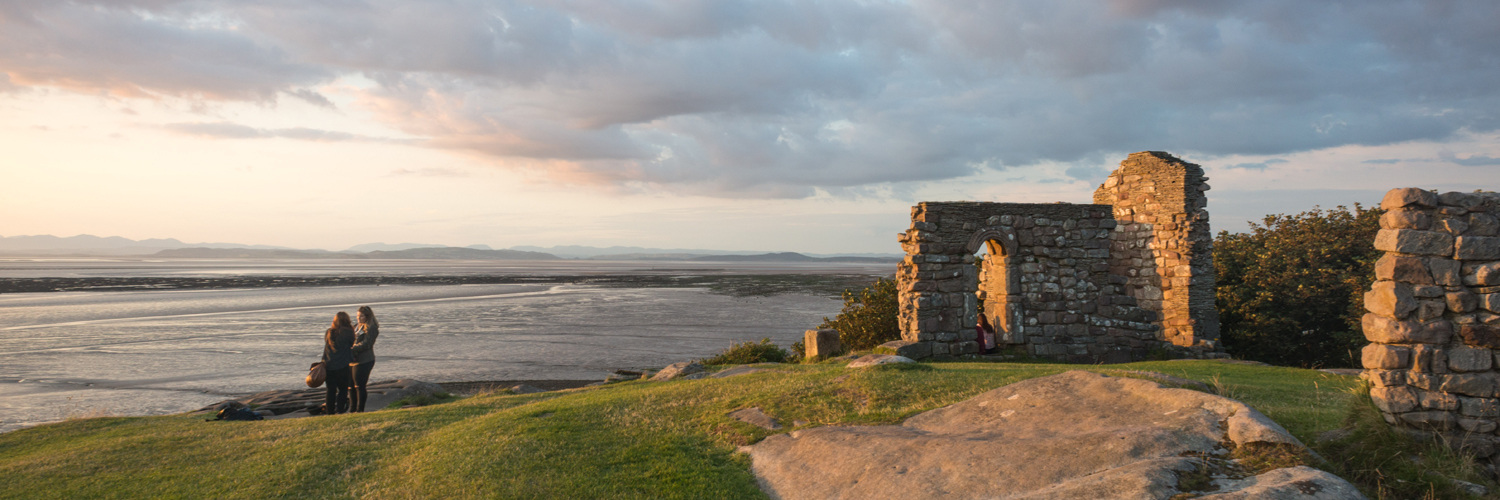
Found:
[894,152,1222,362]
[1363,187,1500,460]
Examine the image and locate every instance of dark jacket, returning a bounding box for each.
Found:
[352,323,378,364]
[323,326,355,368]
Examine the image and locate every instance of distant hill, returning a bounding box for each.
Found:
[686,252,899,263]
[0,234,292,256]
[513,244,902,260]
[152,246,558,260]
[363,247,557,260]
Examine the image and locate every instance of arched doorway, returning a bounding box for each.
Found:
[966,230,1022,348]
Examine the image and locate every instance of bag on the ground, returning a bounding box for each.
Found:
[306,361,326,388]
[210,407,264,421]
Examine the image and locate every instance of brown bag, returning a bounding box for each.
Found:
[306,361,326,388]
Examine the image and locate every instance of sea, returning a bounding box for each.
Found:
[0,258,892,433]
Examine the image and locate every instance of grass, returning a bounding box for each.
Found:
[0,360,1490,498]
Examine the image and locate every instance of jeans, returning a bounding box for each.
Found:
[351,361,375,413]
[324,366,352,415]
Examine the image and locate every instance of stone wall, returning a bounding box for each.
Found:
[894,151,1222,362]
[1363,187,1500,457]
[1093,152,1219,348]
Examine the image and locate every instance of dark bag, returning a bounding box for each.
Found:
[306,361,326,388]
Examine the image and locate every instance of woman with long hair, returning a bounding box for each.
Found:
[350,305,380,413]
[322,311,355,415]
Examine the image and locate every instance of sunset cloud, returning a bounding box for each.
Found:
[3,0,1498,197]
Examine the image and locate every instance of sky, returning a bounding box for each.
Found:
[1,0,1498,254]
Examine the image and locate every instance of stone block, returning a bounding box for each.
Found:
[1362,369,1406,387]
[1464,262,1500,286]
[1363,314,1452,344]
[1484,294,1500,313]
[1449,346,1494,372]
[1428,258,1463,286]
[1417,300,1445,321]
[1448,291,1478,313]
[1381,208,1432,230]
[1365,281,1417,319]
[1399,411,1457,430]
[1381,188,1438,210]
[1371,385,1420,413]
[1459,418,1498,434]
[874,340,930,360]
[1374,229,1454,256]
[1459,324,1500,349]
[1440,191,1483,210]
[803,328,842,360]
[1412,344,1443,373]
[1456,236,1500,261]
[1413,285,1445,298]
[1470,213,1500,236]
[1418,390,1461,411]
[1440,373,1500,398]
[1362,344,1412,369]
[1375,254,1434,284]
[1409,373,1439,390]
[1461,397,1500,418]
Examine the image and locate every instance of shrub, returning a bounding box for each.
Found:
[818,277,900,352]
[700,338,789,365]
[1213,204,1382,368]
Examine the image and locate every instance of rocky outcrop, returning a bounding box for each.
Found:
[749,371,1361,500]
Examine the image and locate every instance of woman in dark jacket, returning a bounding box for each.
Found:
[322,311,355,415]
[350,305,380,413]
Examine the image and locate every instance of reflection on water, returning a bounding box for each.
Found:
[0,284,841,433]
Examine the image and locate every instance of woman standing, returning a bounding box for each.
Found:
[350,306,380,413]
[322,311,355,415]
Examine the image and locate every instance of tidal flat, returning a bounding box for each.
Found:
[0,259,891,433]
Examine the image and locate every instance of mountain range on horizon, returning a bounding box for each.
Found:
[0,234,902,261]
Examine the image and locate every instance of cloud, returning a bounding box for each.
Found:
[4,0,1500,196]
[162,121,402,143]
[1440,151,1500,167]
[1223,158,1288,171]
[1362,158,1403,164]
[387,167,470,178]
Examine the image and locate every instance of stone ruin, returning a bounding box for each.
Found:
[889,151,1222,362]
[1362,187,1500,460]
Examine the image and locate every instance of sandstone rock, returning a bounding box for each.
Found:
[1440,373,1500,398]
[1450,478,1489,497]
[1381,187,1438,210]
[1374,229,1454,256]
[1361,344,1410,370]
[1364,281,1416,319]
[803,328,842,360]
[1482,293,1500,313]
[1399,411,1456,430]
[875,340,930,359]
[1362,314,1452,344]
[649,361,706,381]
[1415,300,1445,321]
[1470,213,1500,236]
[1461,397,1500,418]
[1412,285,1444,298]
[1361,369,1405,387]
[729,407,781,430]
[1197,466,1365,499]
[1455,236,1500,260]
[846,354,916,368]
[1417,389,1460,410]
[1380,208,1432,230]
[1440,191,1483,210]
[749,371,1350,500]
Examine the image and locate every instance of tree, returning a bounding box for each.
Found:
[818,277,901,352]
[1213,204,1383,368]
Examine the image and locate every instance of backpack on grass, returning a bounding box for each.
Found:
[209,407,265,421]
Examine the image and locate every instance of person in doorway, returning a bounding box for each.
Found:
[976,314,997,354]
[322,311,355,415]
[350,305,380,413]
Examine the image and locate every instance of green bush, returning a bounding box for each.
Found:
[1213,204,1382,368]
[818,277,900,352]
[700,338,789,365]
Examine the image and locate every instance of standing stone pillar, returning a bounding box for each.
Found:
[1364,187,1500,461]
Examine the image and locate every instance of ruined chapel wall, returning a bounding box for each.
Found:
[896,202,1159,362]
[1364,188,1500,452]
[1093,151,1219,348]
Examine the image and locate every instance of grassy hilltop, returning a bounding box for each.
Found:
[0,360,1489,499]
